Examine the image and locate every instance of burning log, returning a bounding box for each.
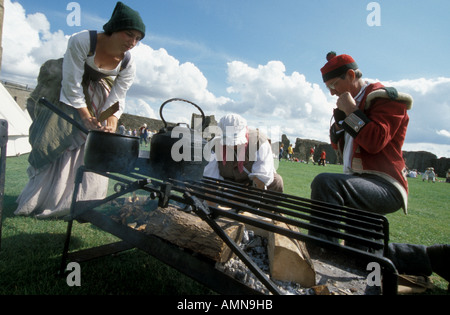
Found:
[143,206,245,263]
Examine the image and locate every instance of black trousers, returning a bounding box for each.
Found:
[309,172,432,276]
[310,172,403,214]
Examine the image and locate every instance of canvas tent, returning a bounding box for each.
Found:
[0,83,32,157]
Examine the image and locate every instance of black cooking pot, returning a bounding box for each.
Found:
[39,98,139,174]
[149,98,208,181]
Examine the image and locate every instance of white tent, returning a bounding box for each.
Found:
[0,83,32,157]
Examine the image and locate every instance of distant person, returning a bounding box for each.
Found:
[118,122,126,135]
[203,114,283,192]
[147,128,154,140]
[279,143,284,160]
[139,123,148,146]
[422,167,436,183]
[287,144,293,161]
[308,52,449,287]
[307,146,315,164]
[408,169,417,178]
[446,169,450,183]
[318,150,326,166]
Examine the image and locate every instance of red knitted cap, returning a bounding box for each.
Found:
[320,52,358,82]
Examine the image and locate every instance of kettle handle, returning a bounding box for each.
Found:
[159,98,206,129]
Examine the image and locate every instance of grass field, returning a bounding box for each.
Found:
[0,154,448,295]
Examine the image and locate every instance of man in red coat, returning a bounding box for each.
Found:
[309,52,449,288]
[318,150,326,166]
[312,52,412,214]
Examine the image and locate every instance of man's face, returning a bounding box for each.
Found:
[324,70,356,97]
[325,76,349,97]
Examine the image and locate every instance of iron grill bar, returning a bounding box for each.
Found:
[201,176,390,254]
[168,179,385,246]
[202,176,386,224]
[193,178,384,232]
[210,205,389,263]
[167,182,384,250]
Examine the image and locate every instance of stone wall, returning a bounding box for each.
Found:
[2,81,34,110]
[275,136,338,164]
[403,151,450,177]
[118,113,174,133]
[274,136,449,176]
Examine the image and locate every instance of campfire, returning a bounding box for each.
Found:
[110,191,381,295]
[60,158,398,295]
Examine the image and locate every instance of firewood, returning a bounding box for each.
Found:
[239,211,273,238]
[143,206,244,263]
[268,220,316,287]
[312,284,331,295]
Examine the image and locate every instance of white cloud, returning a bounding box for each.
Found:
[130,44,229,107]
[383,77,450,96]
[125,98,157,119]
[1,0,68,83]
[437,129,450,138]
[223,60,333,142]
[128,44,231,123]
[378,77,450,151]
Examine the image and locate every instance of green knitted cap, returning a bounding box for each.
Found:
[103,2,146,39]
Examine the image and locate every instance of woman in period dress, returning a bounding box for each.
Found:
[15,2,146,219]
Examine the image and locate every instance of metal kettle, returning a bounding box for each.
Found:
[149,98,208,181]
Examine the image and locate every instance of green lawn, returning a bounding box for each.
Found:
[277,160,450,245]
[0,155,448,294]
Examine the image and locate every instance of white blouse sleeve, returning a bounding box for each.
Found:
[203,152,224,180]
[248,141,275,186]
[60,30,90,109]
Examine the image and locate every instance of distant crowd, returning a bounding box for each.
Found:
[407,167,450,183]
[117,122,157,147]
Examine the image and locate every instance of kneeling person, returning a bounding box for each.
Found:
[203,114,283,192]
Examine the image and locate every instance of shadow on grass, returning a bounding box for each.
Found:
[0,228,213,295]
[1,190,213,295]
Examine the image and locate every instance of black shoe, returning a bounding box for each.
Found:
[426,244,450,285]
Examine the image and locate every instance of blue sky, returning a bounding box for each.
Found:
[2,0,450,157]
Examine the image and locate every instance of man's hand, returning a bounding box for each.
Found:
[336,92,357,115]
[252,177,266,190]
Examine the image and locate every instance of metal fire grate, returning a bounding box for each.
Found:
[60,158,398,295]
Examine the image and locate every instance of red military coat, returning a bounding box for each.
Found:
[331,82,413,211]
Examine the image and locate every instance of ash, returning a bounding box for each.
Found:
[216,230,381,295]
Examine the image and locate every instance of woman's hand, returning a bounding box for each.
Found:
[77,107,119,133]
[103,115,118,133]
[78,107,101,130]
